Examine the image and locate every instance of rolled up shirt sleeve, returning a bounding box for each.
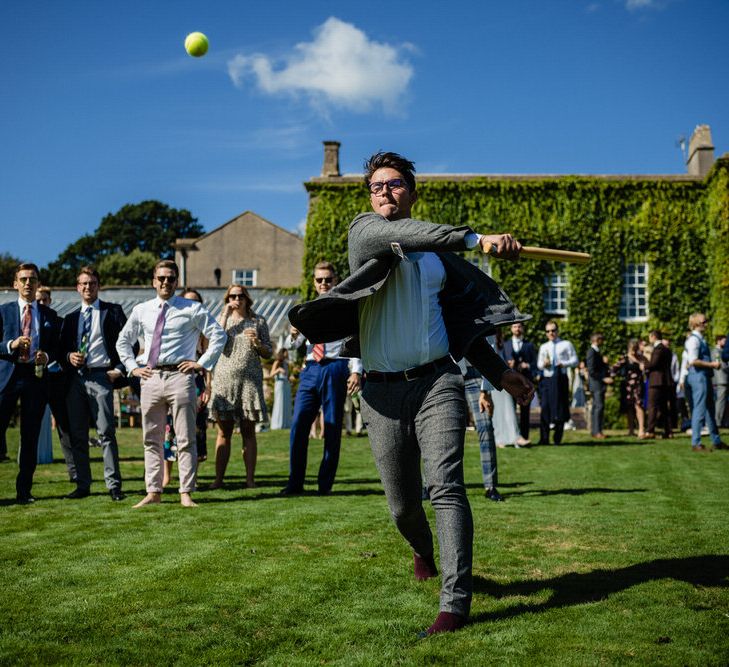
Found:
[116,308,142,374]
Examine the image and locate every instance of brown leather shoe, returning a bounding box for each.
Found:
[691,444,710,452]
[593,433,606,440]
[639,433,656,440]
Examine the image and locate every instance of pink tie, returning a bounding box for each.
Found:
[146,303,168,368]
[19,304,31,362]
[312,343,325,362]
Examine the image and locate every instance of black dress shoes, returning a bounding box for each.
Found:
[712,442,729,451]
[110,489,125,501]
[485,487,504,502]
[279,486,303,496]
[16,494,36,504]
[65,488,90,499]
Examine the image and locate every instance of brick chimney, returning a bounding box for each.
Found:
[686,125,715,177]
[321,141,341,177]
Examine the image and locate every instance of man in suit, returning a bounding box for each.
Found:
[35,285,76,482]
[0,262,61,503]
[59,266,130,501]
[711,335,728,428]
[289,151,533,636]
[117,260,226,508]
[503,322,537,442]
[643,329,674,440]
[585,332,612,439]
[536,321,578,445]
[280,261,362,496]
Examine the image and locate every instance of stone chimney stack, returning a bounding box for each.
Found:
[686,124,715,177]
[321,141,341,177]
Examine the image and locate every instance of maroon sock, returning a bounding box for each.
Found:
[413,552,438,581]
[426,611,467,635]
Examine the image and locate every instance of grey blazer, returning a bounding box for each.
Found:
[289,213,530,389]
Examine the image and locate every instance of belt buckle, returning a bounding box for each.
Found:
[403,366,418,382]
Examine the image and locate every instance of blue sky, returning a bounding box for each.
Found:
[2,0,728,268]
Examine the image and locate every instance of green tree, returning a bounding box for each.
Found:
[45,200,203,285]
[97,249,159,286]
[0,253,23,286]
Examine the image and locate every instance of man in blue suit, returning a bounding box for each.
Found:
[0,263,61,503]
[503,322,537,443]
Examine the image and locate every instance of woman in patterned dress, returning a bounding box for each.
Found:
[611,338,647,438]
[209,285,272,488]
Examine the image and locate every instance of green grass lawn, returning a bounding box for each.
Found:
[1,425,728,666]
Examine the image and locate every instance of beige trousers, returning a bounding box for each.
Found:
[140,370,197,493]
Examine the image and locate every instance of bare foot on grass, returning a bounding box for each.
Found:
[180,492,197,508]
[132,492,161,509]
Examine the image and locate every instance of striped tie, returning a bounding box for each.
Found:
[80,308,92,352]
[312,343,325,362]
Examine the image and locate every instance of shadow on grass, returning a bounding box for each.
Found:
[504,486,647,498]
[471,555,729,623]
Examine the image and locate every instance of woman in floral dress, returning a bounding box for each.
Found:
[209,285,271,488]
[611,338,647,438]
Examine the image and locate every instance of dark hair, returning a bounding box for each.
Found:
[153,259,179,279]
[181,288,203,303]
[363,151,416,193]
[15,263,40,280]
[590,332,603,342]
[78,265,100,283]
[649,329,662,340]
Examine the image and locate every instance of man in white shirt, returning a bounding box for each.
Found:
[537,321,578,445]
[116,260,226,507]
[290,152,533,636]
[281,262,362,496]
[684,312,727,452]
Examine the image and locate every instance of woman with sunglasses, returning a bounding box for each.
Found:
[209,285,272,488]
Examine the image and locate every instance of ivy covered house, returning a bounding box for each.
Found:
[301,128,729,357]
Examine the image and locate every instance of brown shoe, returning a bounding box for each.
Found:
[691,444,710,453]
[639,433,656,440]
[593,433,606,440]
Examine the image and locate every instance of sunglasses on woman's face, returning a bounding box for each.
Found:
[229,294,244,300]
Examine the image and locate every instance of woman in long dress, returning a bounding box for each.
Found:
[209,285,272,488]
[611,338,647,438]
[269,348,292,430]
[490,332,524,447]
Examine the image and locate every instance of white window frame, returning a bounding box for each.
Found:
[544,266,568,316]
[619,262,649,322]
[232,269,257,287]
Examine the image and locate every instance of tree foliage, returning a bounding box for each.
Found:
[96,249,159,286]
[44,200,203,286]
[302,159,729,358]
[0,253,23,287]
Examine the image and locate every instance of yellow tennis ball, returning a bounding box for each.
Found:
[184,32,209,57]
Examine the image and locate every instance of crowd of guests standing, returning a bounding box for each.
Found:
[2,259,727,507]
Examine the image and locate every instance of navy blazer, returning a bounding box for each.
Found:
[0,301,60,365]
[59,301,131,385]
[586,346,610,382]
[503,338,537,380]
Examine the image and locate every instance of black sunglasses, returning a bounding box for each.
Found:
[315,276,334,284]
[156,275,177,283]
[228,294,245,300]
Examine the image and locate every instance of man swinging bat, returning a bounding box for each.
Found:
[289,151,534,637]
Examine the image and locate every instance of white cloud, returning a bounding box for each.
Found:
[227,17,414,114]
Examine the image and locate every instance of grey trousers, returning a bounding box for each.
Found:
[715,383,727,427]
[589,379,606,436]
[66,369,122,491]
[361,366,473,618]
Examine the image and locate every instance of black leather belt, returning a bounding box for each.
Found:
[365,355,454,383]
[153,364,181,372]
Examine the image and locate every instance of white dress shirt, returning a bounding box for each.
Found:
[537,337,578,377]
[76,299,111,369]
[511,336,523,354]
[116,295,226,372]
[359,251,450,372]
[6,298,40,360]
[285,334,363,375]
[684,331,703,365]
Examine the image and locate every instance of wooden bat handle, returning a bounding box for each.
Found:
[487,244,591,264]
